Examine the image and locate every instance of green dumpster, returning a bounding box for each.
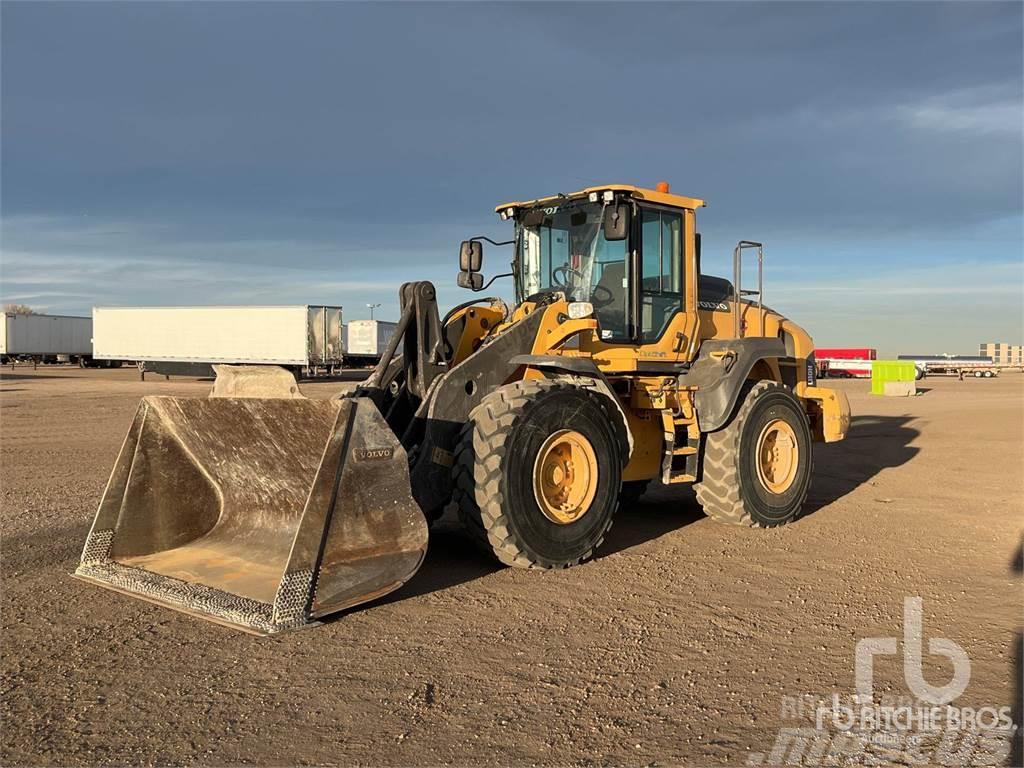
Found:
[871,360,918,396]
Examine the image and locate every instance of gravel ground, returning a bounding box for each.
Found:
[1,367,1021,766]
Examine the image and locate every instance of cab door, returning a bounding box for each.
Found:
[634,205,700,367]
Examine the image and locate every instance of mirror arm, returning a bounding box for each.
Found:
[467,236,514,247]
[474,272,513,292]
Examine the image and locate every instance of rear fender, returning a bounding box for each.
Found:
[681,338,791,432]
[797,384,851,442]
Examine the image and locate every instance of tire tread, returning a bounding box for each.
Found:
[453,378,624,568]
[694,380,812,528]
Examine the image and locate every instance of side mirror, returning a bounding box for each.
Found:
[457,271,484,290]
[602,202,630,241]
[459,240,483,272]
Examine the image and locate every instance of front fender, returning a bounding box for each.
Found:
[507,354,634,461]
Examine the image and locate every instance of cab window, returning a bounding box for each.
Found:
[639,208,683,342]
[519,202,631,340]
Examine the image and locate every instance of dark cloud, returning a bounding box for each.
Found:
[1,1,1021,348]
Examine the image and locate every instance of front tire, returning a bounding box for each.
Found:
[694,380,813,527]
[453,379,625,568]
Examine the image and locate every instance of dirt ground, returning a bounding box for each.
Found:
[1,366,1021,767]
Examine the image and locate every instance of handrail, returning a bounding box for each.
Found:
[732,241,764,338]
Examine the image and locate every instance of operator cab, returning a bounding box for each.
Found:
[460,183,706,348]
[511,194,686,346]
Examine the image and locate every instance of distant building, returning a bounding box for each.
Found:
[979,343,1023,365]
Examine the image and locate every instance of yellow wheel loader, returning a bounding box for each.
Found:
[75,182,850,634]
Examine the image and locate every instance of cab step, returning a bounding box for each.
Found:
[660,408,701,485]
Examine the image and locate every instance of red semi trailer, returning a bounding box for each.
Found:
[815,348,877,378]
[816,347,876,360]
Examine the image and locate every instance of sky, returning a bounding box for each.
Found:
[1,1,1021,356]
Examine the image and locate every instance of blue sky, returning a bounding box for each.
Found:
[2,1,1021,356]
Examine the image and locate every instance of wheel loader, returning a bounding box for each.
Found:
[75,182,851,634]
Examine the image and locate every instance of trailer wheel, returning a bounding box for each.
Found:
[453,379,625,568]
[983,370,993,378]
[695,380,813,528]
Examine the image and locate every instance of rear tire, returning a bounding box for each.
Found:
[694,380,812,528]
[453,379,625,568]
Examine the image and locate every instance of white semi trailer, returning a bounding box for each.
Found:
[343,319,399,365]
[0,313,97,365]
[93,305,344,378]
[897,354,999,378]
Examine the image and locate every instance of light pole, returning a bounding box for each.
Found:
[366,303,381,320]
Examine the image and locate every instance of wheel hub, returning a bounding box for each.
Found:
[533,429,598,524]
[755,419,799,494]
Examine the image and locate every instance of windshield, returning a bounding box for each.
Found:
[516,200,629,339]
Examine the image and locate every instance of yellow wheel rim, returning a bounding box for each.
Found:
[755,419,799,494]
[532,429,599,524]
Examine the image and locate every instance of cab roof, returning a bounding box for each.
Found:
[495,183,706,214]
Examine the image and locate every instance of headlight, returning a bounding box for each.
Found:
[567,302,594,319]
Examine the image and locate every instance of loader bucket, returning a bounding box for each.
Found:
[74,368,428,635]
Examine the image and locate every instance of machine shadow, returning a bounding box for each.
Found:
[361,518,499,608]
[804,414,920,513]
[369,485,707,611]
[600,483,705,556]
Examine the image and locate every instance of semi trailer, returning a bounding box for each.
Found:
[815,347,877,379]
[92,305,344,378]
[343,320,399,365]
[0,313,94,365]
[898,354,999,378]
